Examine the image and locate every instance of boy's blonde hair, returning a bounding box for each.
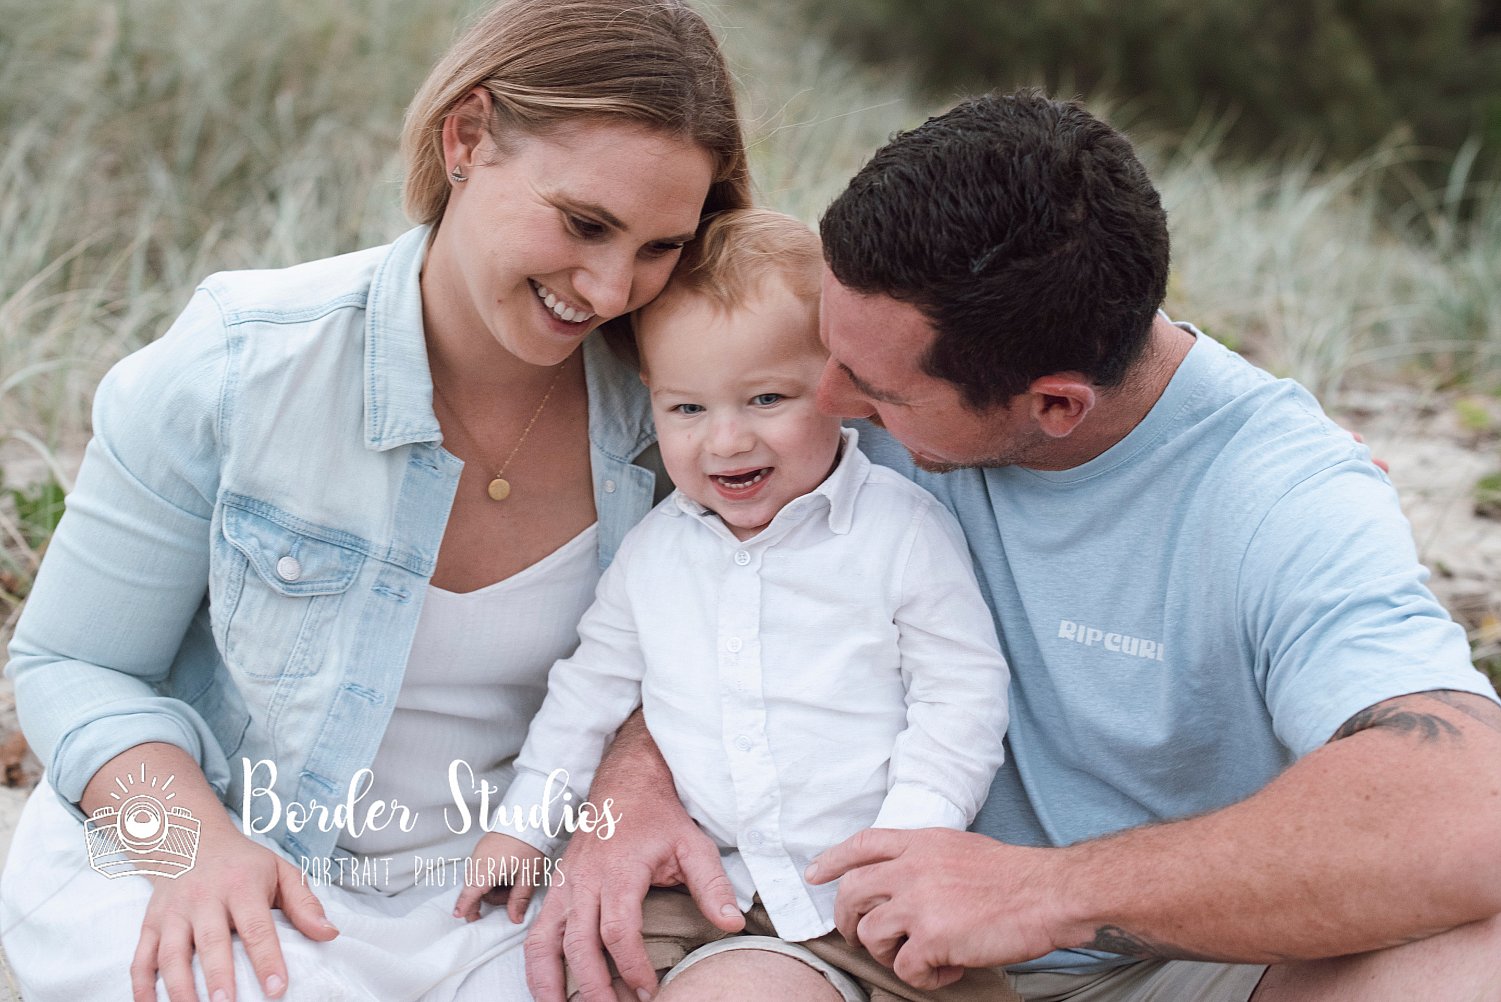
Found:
[634,209,825,372]
[664,208,822,310]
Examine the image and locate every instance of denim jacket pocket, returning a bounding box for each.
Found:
[214,501,366,681]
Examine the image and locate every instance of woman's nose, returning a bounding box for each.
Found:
[576,249,636,320]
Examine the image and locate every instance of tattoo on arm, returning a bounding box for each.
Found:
[1085,696,1499,969]
[1331,695,1463,743]
[1086,926,1218,963]
[1424,689,1501,737]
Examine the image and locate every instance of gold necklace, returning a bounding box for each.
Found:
[432,361,569,501]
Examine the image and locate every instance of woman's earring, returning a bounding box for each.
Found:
[449,165,469,182]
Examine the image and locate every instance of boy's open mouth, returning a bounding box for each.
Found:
[711,468,770,492]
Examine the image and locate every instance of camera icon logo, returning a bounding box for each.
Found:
[83,766,200,880]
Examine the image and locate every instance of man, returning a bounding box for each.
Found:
[526,90,1501,1002]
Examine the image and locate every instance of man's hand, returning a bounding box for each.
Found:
[808,828,1061,990]
[819,690,1501,987]
[453,832,548,924]
[131,821,337,1002]
[523,712,743,1002]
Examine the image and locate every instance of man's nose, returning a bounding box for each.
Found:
[816,360,872,419]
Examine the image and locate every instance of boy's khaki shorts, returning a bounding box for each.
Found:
[563,886,1268,1001]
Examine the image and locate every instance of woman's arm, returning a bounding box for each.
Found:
[9,289,232,808]
[84,743,338,1002]
[7,291,328,1002]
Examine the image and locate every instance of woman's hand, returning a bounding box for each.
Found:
[453,832,548,924]
[132,826,338,1002]
[83,743,338,1002]
[523,712,743,1002]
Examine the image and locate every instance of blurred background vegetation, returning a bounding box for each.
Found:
[798,0,1501,188]
[0,0,1497,676]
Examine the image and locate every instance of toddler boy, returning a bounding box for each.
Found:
[456,209,1011,1001]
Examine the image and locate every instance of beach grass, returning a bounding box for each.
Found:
[1,0,1497,674]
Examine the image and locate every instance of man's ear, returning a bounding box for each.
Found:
[440,87,496,177]
[1025,374,1096,439]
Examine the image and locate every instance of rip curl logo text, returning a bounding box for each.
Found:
[1057,619,1167,662]
[83,765,201,879]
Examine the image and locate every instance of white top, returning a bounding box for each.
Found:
[502,428,1009,941]
[336,523,601,890]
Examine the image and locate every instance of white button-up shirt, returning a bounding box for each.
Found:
[502,428,1009,940]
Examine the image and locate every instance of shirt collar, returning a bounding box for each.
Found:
[666,425,869,539]
[361,225,654,460]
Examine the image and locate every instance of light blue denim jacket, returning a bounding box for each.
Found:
[6,226,663,863]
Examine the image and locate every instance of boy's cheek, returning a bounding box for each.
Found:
[653,432,702,490]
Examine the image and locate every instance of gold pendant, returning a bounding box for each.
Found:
[487,477,512,501]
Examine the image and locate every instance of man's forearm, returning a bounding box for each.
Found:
[527,707,742,1002]
[1048,690,1501,963]
[592,707,675,797]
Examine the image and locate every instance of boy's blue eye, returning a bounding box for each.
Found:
[751,393,783,406]
[672,403,705,415]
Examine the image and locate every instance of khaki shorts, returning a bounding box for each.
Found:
[565,886,1266,1002]
[1012,960,1266,1001]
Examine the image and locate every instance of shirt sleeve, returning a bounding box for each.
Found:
[6,288,232,816]
[499,525,650,854]
[1239,460,1499,757]
[874,498,1010,831]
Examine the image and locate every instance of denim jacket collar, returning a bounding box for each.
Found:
[364,226,440,451]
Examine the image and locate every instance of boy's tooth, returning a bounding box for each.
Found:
[717,469,766,488]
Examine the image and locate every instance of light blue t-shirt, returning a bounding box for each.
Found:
[857,323,1498,974]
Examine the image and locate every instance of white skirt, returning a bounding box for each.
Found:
[0,779,534,1002]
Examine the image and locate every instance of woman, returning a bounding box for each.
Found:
[0,1,748,999]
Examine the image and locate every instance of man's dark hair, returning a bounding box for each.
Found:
[820,89,1170,409]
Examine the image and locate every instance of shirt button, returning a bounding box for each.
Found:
[603,479,616,493]
[747,830,763,846]
[733,550,751,566]
[276,556,302,582]
[726,637,743,653]
[735,735,752,752]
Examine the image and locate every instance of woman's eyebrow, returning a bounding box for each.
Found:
[560,198,697,245]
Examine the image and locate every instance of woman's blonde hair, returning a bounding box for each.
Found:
[401,0,750,226]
